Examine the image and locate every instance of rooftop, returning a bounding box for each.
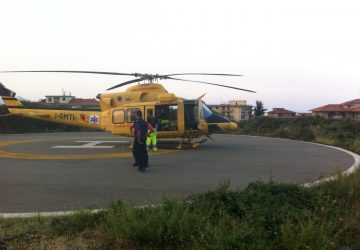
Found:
[209,104,252,107]
[268,108,296,114]
[68,98,99,106]
[45,95,75,97]
[311,99,360,112]
[310,104,349,112]
[38,98,99,107]
[341,99,360,105]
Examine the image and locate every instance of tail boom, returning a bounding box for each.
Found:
[0,83,23,107]
[1,82,102,129]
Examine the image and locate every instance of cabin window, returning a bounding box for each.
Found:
[112,109,125,124]
[155,104,178,131]
[117,96,122,102]
[202,103,214,119]
[126,108,141,123]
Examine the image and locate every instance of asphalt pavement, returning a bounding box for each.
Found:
[0,132,355,213]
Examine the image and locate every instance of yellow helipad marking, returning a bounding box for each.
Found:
[0,137,176,160]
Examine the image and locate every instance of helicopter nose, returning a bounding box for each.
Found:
[228,122,238,131]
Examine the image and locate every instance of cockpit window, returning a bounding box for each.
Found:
[202,103,213,119]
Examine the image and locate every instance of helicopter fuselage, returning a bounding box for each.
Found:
[1,83,238,139]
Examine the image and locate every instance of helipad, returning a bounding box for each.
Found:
[0,132,355,213]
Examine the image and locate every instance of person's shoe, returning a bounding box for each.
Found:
[132,163,138,167]
[152,147,158,152]
[138,166,146,172]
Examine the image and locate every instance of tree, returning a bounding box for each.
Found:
[253,100,267,117]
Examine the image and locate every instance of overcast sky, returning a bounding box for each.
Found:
[0,0,359,112]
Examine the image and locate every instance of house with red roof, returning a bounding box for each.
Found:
[39,93,100,110]
[310,99,360,119]
[268,108,296,118]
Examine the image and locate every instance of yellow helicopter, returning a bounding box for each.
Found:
[0,71,255,147]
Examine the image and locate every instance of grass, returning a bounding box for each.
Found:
[1,173,360,249]
[236,116,360,154]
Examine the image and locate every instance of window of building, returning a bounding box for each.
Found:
[112,109,125,124]
[126,108,141,123]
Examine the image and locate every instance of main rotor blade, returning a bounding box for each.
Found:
[164,73,243,77]
[0,70,137,76]
[165,76,256,93]
[107,77,146,90]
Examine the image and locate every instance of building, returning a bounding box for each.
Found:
[268,108,296,118]
[209,100,252,122]
[40,91,100,110]
[45,94,75,104]
[310,99,360,119]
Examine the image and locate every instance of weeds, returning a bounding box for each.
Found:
[3,174,360,249]
[237,116,360,154]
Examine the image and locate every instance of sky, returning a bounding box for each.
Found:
[0,0,359,112]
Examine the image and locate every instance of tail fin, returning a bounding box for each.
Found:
[0,83,23,107]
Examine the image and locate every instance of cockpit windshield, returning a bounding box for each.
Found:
[202,102,213,119]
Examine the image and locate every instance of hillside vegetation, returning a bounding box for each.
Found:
[237,116,360,154]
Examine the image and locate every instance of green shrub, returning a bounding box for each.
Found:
[50,211,103,236]
[279,219,331,250]
[237,117,360,153]
[102,200,209,248]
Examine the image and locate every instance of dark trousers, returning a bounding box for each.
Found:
[133,140,148,167]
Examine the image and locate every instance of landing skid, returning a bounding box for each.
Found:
[157,138,207,149]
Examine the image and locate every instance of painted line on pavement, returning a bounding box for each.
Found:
[0,137,176,159]
[53,140,128,149]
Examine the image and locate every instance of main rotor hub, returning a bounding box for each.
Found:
[133,73,165,83]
